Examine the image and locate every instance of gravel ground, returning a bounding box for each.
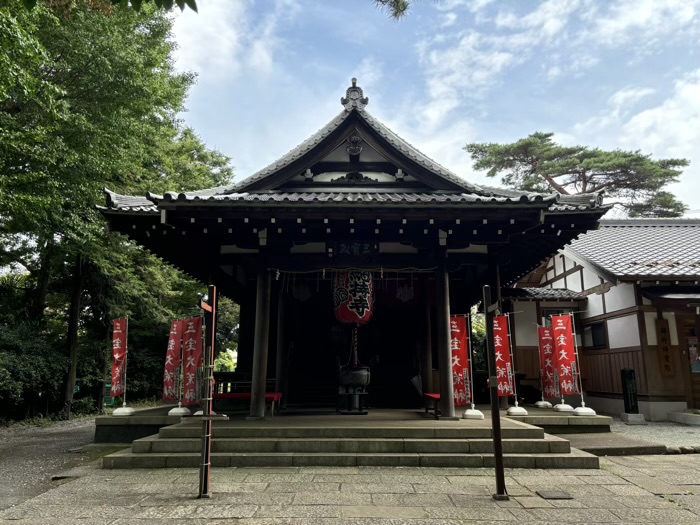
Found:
[610,417,700,448]
[0,419,96,511]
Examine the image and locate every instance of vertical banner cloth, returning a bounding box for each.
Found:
[111,318,127,398]
[182,317,203,406]
[450,316,470,406]
[538,327,558,399]
[333,271,374,324]
[552,315,580,395]
[163,320,182,402]
[493,315,515,397]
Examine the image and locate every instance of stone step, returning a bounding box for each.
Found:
[133,435,570,455]
[157,425,544,440]
[103,448,597,469]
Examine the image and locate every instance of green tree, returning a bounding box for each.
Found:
[0,0,234,418]
[465,132,688,217]
[214,350,237,373]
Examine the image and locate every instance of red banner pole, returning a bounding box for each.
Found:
[570,312,595,415]
[122,316,128,408]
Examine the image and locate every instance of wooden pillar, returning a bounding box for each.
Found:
[249,265,271,419]
[435,251,455,418]
[422,280,434,394]
[274,288,288,406]
[237,296,255,376]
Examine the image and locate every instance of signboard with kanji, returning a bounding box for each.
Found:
[655,318,676,377]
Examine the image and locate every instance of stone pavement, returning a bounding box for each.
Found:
[2,455,700,524]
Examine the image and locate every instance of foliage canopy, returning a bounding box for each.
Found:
[465,132,688,217]
[0,0,237,419]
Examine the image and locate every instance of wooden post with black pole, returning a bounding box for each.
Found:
[198,284,217,499]
[483,285,509,500]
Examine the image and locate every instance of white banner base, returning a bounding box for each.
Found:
[553,403,574,413]
[112,405,135,416]
[507,405,528,416]
[169,405,192,416]
[535,400,553,409]
[462,408,484,420]
[574,406,597,416]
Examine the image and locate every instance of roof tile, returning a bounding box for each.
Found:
[566,219,700,279]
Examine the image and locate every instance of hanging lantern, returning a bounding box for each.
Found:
[333,270,374,325]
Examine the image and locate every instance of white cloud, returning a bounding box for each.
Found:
[494,0,582,40]
[415,0,584,129]
[440,12,458,27]
[571,71,700,214]
[417,31,515,126]
[171,0,300,78]
[172,0,248,74]
[608,87,656,117]
[589,0,700,47]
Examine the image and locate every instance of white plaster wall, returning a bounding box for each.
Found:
[585,293,604,318]
[513,301,538,347]
[554,255,564,275]
[663,312,679,345]
[607,315,640,349]
[546,268,555,281]
[550,277,566,289]
[582,267,600,291]
[604,283,636,312]
[567,271,583,292]
[645,312,657,345]
[645,312,680,346]
[547,258,554,269]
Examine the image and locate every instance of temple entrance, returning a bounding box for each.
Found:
[284,275,426,409]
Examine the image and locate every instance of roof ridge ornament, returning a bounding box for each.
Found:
[341,78,369,111]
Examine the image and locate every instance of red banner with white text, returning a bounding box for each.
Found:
[450,316,470,406]
[552,315,580,395]
[163,320,182,402]
[111,318,128,398]
[493,315,515,397]
[182,317,203,406]
[538,326,558,399]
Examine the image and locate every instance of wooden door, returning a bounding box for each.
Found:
[679,316,700,409]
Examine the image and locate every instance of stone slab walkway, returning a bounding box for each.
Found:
[2,455,700,524]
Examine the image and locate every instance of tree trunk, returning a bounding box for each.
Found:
[29,240,54,322]
[62,254,84,419]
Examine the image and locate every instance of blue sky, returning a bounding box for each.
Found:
[171,0,700,215]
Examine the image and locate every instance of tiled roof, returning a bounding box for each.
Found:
[103,190,158,213]
[148,104,594,204]
[503,287,585,300]
[152,190,558,205]
[565,219,700,279]
[103,80,605,215]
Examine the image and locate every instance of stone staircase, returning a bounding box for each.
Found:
[102,417,599,469]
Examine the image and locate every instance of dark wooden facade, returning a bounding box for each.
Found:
[101,80,607,418]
